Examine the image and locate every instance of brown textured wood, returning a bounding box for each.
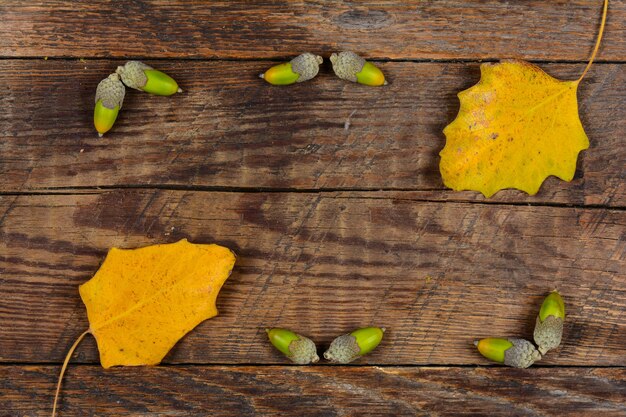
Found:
[2,1,625,413]
[1,60,624,206]
[1,365,625,416]
[1,191,624,365]
[1,1,624,61]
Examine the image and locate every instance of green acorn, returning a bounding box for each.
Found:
[260,53,323,85]
[534,291,565,355]
[116,61,182,96]
[324,327,385,364]
[266,328,319,364]
[475,337,541,368]
[330,51,387,86]
[94,73,125,137]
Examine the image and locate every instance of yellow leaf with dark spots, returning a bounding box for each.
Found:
[440,0,607,198]
[440,60,588,197]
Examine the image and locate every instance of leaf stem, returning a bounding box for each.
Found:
[578,0,609,82]
[52,329,91,417]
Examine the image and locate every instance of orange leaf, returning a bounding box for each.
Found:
[80,239,236,368]
[53,239,236,416]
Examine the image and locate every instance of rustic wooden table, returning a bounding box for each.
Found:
[1,1,625,416]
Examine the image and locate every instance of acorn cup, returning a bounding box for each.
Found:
[534,291,565,355]
[116,61,182,96]
[260,53,323,85]
[266,328,319,365]
[94,73,125,137]
[330,51,387,86]
[475,337,541,368]
[324,327,385,364]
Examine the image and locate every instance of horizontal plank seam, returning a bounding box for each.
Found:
[1,362,624,369]
[1,187,624,211]
[0,56,625,65]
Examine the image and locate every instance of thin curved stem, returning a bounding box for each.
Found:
[52,329,91,417]
[578,0,609,82]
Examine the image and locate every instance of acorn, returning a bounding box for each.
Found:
[324,327,385,364]
[475,337,541,368]
[330,51,387,86]
[534,291,565,355]
[266,328,319,364]
[116,61,182,96]
[260,53,323,85]
[94,73,125,137]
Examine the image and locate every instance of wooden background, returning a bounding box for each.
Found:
[1,1,624,416]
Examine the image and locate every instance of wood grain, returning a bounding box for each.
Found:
[0,1,624,61]
[1,190,624,365]
[2,1,624,414]
[1,365,625,416]
[1,60,624,206]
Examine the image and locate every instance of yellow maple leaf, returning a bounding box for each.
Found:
[53,239,236,415]
[440,0,607,197]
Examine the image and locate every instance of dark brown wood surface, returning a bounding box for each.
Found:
[2,366,625,417]
[1,60,624,206]
[1,1,625,416]
[1,191,624,365]
[1,1,625,61]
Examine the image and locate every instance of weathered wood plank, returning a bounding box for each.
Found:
[1,191,624,365]
[1,60,624,206]
[1,366,625,416]
[0,1,624,61]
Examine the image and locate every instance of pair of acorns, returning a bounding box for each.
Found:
[94,61,182,136]
[260,52,387,86]
[475,291,566,368]
[94,52,383,136]
[266,326,385,364]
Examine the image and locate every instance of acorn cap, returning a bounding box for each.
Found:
[324,333,360,364]
[503,338,542,368]
[290,53,323,83]
[534,315,564,355]
[288,337,320,364]
[95,73,125,110]
[330,51,366,83]
[116,61,152,91]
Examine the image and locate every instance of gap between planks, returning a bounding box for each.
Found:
[1,187,624,211]
[2,56,625,65]
[1,362,625,369]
